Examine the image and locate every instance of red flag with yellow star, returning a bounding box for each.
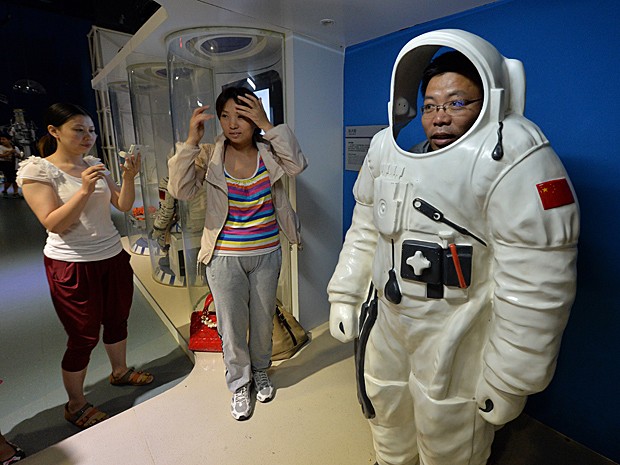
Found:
[536,178,575,210]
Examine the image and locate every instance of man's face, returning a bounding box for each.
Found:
[421,72,483,151]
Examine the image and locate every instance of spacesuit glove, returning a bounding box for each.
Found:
[329,303,359,343]
[475,377,527,426]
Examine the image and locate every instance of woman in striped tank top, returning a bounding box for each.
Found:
[168,87,308,420]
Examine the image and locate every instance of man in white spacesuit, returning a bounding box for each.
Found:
[327,30,579,465]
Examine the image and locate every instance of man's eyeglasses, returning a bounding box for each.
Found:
[420,98,483,116]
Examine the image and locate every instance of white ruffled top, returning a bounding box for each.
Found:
[17,156,122,262]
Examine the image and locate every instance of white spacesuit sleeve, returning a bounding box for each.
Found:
[480,145,579,418]
[154,177,176,229]
[151,176,177,249]
[327,136,381,342]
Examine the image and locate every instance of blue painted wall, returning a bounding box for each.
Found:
[343,0,620,461]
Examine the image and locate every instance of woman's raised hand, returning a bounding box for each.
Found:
[121,151,141,179]
[236,94,274,133]
[186,105,215,146]
[81,165,107,195]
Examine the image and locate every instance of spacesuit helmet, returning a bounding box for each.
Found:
[389,29,525,153]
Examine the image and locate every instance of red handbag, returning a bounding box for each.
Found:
[188,293,223,352]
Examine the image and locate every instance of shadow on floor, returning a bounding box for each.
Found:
[5,348,192,457]
[271,327,355,388]
[489,413,618,465]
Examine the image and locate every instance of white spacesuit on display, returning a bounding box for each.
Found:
[327,30,579,465]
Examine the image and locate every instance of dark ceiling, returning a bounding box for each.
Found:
[1,0,161,34]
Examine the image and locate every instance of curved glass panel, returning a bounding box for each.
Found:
[108,81,148,256]
[127,63,182,286]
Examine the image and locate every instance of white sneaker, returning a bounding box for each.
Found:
[253,370,274,403]
[231,383,252,420]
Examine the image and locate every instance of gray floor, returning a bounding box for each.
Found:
[0,194,193,457]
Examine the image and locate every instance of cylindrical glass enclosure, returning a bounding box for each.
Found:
[108,81,148,255]
[127,63,183,286]
[166,28,293,313]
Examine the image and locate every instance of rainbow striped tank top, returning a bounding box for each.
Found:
[214,156,280,256]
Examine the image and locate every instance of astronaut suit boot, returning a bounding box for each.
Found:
[328,29,579,465]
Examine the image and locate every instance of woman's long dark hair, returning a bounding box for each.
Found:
[37,103,92,157]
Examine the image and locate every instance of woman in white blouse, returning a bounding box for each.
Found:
[17,103,152,429]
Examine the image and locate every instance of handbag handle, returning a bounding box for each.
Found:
[202,292,214,312]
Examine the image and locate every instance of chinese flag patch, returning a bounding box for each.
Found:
[536,178,575,210]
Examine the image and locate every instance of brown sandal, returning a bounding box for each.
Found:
[64,402,108,429]
[109,367,154,386]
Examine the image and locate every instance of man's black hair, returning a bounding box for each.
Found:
[420,51,483,97]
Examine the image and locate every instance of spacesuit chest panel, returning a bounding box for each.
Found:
[372,163,408,237]
[401,240,473,287]
[370,135,494,302]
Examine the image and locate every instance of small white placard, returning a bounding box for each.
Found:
[345,125,387,171]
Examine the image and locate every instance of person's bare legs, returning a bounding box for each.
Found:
[104,339,129,379]
[62,356,112,426]
[62,368,88,414]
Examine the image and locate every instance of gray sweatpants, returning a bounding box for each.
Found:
[205,249,281,392]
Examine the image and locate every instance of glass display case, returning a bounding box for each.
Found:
[108,81,149,255]
[127,63,183,286]
[165,27,294,313]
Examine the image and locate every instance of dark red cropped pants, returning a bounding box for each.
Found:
[44,250,134,372]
